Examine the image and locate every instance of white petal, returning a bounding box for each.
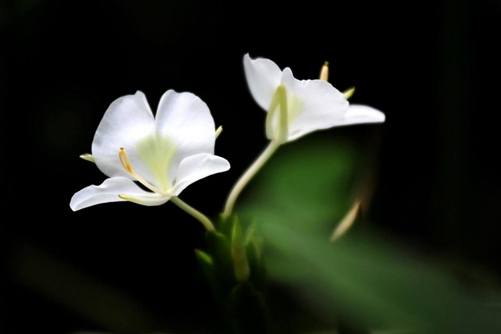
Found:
[69,176,166,211]
[341,104,386,125]
[155,90,217,181]
[280,68,349,142]
[243,53,282,112]
[170,153,230,196]
[118,193,171,206]
[92,91,156,179]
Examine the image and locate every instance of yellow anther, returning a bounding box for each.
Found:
[319,61,329,81]
[119,147,134,174]
[215,125,223,139]
[118,147,165,195]
[79,153,95,163]
[343,87,355,100]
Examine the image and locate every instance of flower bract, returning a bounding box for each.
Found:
[243,53,385,143]
[70,90,230,211]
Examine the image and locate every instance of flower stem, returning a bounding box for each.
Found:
[222,140,281,220]
[171,196,216,232]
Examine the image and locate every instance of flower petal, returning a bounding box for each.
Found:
[155,90,218,182]
[243,53,282,112]
[118,193,171,207]
[341,104,386,125]
[70,176,167,211]
[170,153,230,196]
[280,68,349,142]
[92,91,156,179]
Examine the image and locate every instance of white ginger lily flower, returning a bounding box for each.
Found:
[70,90,230,214]
[222,54,385,219]
[243,53,385,143]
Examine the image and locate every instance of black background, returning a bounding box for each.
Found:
[4,0,501,333]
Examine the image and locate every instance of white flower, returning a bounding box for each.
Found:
[70,90,230,211]
[243,53,385,143]
[222,55,385,219]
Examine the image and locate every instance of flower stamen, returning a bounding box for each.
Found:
[319,60,355,99]
[343,87,355,99]
[79,153,95,163]
[119,148,167,195]
[215,125,223,139]
[319,61,329,81]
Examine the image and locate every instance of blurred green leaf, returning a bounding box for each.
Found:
[195,248,215,288]
[237,134,358,234]
[206,231,236,298]
[237,135,501,333]
[231,216,250,282]
[244,224,267,293]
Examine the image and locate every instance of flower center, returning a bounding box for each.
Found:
[119,148,169,196]
[135,134,176,192]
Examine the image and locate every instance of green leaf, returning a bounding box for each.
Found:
[232,216,250,282]
[263,221,501,333]
[206,231,236,298]
[237,134,358,235]
[244,224,267,293]
[236,136,501,333]
[194,249,215,288]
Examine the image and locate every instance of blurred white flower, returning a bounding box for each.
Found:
[70,90,230,211]
[222,55,385,219]
[243,53,385,143]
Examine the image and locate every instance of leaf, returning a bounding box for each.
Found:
[236,135,501,333]
[205,231,236,298]
[194,249,215,288]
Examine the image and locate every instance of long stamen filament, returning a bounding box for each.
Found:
[119,148,166,195]
[170,196,216,232]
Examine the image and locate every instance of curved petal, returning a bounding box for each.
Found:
[341,104,386,126]
[118,193,171,207]
[280,68,349,142]
[92,91,156,179]
[170,153,230,196]
[243,53,282,112]
[155,90,217,183]
[70,176,167,211]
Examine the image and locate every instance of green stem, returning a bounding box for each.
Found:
[222,140,281,220]
[222,85,288,220]
[171,196,216,232]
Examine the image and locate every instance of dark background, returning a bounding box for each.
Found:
[3,0,501,333]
